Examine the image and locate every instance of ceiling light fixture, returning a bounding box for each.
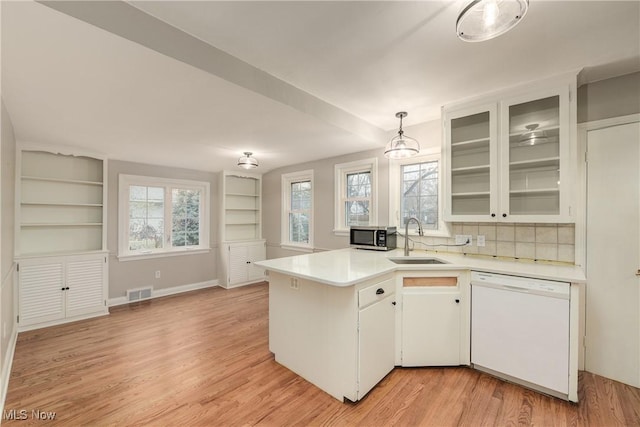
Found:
[384,112,420,159]
[237,152,258,169]
[518,123,549,146]
[456,0,529,42]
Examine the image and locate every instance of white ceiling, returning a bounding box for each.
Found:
[2,1,639,173]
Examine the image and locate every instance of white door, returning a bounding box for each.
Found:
[66,257,105,318]
[247,242,266,282]
[358,295,395,399]
[402,291,461,366]
[586,120,640,387]
[18,261,65,326]
[228,245,248,286]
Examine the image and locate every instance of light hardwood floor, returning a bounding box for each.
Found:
[4,283,640,426]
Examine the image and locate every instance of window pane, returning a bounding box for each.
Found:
[401,161,439,230]
[289,212,309,243]
[129,186,165,250]
[345,200,370,226]
[172,188,201,247]
[346,172,371,198]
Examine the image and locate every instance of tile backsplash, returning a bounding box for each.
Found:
[419,223,575,264]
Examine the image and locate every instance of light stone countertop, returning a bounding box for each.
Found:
[255,248,586,287]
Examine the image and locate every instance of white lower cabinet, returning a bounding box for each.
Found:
[268,272,395,401]
[399,272,470,367]
[18,253,108,329]
[358,282,396,398]
[222,240,266,288]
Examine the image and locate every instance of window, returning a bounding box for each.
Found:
[118,175,210,259]
[334,158,378,234]
[282,170,313,250]
[401,161,439,230]
[389,153,448,236]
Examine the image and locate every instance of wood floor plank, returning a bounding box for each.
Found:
[3,283,640,426]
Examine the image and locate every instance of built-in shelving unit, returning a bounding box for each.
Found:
[219,171,265,288]
[16,147,109,331]
[222,173,261,242]
[18,150,107,256]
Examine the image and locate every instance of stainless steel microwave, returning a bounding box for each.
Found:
[349,226,397,251]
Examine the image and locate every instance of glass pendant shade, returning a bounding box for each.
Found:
[457,0,529,42]
[518,124,549,146]
[237,152,258,169]
[385,112,420,159]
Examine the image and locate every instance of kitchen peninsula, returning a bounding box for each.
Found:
[256,248,585,402]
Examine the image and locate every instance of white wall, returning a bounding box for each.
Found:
[1,98,17,406]
[107,160,219,299]
[262,119,442,259]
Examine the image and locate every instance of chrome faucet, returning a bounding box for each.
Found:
[404,217,424,256]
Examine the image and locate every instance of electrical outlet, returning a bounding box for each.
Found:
[155,270,161,279]
[477,235,486,247]
[289,278,299,290]
[455,234,472,245]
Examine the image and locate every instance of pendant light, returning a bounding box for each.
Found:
[456,0,529,42]
[518,124,549,146]
[384,112,420,159]
[237,152,258,169]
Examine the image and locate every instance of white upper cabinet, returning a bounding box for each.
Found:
[443,77,576,223]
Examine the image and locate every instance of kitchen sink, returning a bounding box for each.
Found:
[388,257,449,265]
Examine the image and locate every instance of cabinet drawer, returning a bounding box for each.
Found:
[359,279,395,309]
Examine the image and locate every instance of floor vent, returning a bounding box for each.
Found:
[127,287,153,302]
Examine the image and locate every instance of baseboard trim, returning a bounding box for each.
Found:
[1,325,18,414]
[108,279,220,307]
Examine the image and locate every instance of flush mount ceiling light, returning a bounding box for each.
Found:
[456,0,529,42]
[384,112,420,159]
[237,152,258,169]
[518,123,549,146]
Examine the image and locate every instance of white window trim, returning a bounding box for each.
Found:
[388,153,451,238]
[281,169,314,250]
[118,174,210,260]
[334,158,378,235]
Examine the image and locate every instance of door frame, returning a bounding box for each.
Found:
[576,113,640,372]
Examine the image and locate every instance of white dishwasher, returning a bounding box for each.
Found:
[471,271,570,398]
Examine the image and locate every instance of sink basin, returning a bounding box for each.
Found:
[388,257,448,265]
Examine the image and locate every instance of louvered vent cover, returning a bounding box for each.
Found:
[126,287,153,302]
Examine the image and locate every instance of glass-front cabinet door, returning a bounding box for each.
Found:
[499,87,571,222]
[444,104,498,221]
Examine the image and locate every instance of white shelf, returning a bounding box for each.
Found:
[21,223,103,228]
[451,138,490,151]
[451,165,491,174]
[508,125,560,139]
[509,188,559,195]
[226,192,259,197]
[21,202,104,207]
[21,176,103,186]
[452,191,491,198]
[509,157,560,170]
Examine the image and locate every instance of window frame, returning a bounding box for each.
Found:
[334,158,378,235]
[388,153,450,237]
[281,169,314,252]
[118,174,210,261]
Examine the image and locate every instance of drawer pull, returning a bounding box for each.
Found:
[375,288,385,295]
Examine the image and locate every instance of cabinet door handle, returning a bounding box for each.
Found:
[455,299,460,303]
[375,288,385,295]
[636,269,640,277]
[491,213,496,218]
[392,301,396,306]
[502,213,507,218]
[246,261,251,264]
